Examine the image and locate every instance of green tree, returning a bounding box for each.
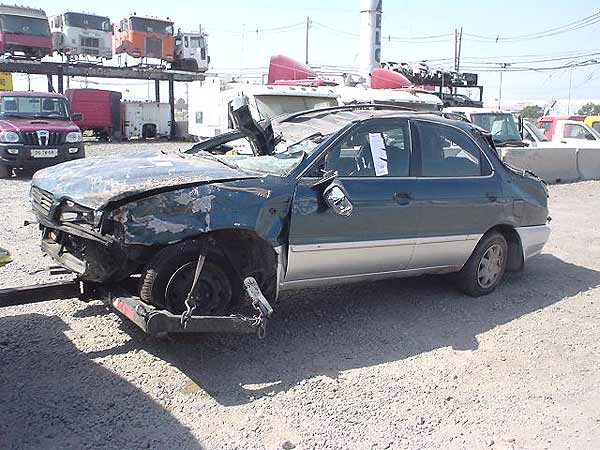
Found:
[175,98,187,112]
[519,105,544,120]
[576,102,600,116]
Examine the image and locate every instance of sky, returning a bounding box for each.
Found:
[17,0,600,113]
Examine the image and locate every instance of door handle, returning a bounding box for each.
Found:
[393,192,413,204]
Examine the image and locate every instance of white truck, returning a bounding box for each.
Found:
[546,120,600,147]
[187,77,340,140]
[50,11,112,59]
[122,101,170,140]
[337,86,443,111]
[172,30,209,72]
[444,107,526,147]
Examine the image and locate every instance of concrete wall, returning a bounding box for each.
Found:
[499,147,600,184]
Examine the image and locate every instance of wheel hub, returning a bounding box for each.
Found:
[477,244,504,289]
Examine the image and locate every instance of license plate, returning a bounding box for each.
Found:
[31,149,58,158]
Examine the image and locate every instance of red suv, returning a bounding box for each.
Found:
[0,92,85,178]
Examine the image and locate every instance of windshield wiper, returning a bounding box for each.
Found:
[494,139,525,147]
[0,114,34,119]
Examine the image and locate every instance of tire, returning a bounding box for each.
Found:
[0,165,10,179]
[139,240,241,315]
[457,231,508,297]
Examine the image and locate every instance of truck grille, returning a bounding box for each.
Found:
[21,131,66,146]
[145,37,162,59]
[80,37,100,48]
[31,186,54,219]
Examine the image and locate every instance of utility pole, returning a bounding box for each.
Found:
[567,66,573,115]
[498,63,510,109]
[453,27,463,93]
[305,16,310,65]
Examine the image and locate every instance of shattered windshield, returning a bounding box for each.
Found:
[471,113,522,144]
[221,135,325,176]
[189,134,326,176]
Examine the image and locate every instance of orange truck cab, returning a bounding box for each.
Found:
[113,14,174,61]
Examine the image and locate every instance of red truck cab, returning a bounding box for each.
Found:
[536,115,585,140]
[65,88,122,141]
[0,5,52,59]
[0,91,85,178]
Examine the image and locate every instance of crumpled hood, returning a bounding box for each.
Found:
[32,150,256,210]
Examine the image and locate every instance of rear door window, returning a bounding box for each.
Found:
[415,121,490,177]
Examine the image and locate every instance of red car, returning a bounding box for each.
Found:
[0,91,85,178]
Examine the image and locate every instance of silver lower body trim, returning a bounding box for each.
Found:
[516,225,551,262]
[280,264,461,291]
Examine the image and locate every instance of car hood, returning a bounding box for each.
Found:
[0,118,80,133]
[32,150,257,210]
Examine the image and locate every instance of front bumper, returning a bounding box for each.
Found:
[0,143,85,171]
[516,225,551,262]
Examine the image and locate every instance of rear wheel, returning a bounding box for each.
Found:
[140,240,241,315]
[0,165,11,178]
[457,231,508,297]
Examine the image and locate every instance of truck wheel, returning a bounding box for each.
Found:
[0,165,11,178]
[457,231,508,297]
[139,240,241,315]
[142,123,157,139]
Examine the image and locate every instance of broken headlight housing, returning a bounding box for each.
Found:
[59,200,95,224]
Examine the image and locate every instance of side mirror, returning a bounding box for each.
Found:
[323,182,353,217]
[71,113,83,121]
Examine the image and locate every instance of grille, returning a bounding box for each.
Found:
[31,186,54,219]
[21,131,66,146]
[145,37,162,59]
[80,36,100,48]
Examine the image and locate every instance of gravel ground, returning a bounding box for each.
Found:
[1,142,600,450]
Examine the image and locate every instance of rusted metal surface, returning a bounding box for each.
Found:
[0,281,81,307]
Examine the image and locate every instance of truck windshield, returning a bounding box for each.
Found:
[130,17,173,35]
[254,95,338,119]
[189,36,205,48]
[64,12,110,32]
[0,14,49,37]
[0,96,70,120]
[470,113,522,144]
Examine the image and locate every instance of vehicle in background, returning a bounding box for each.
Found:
[0,91,84,178]
[65,88,122,141]
[113,14,174,62]
[188,76,340,141]
[540,119,600,146]
[521,121,556,148]
[337,86,443,111]
[536,115,585,140]
[122,101,170,140]
[50,11,112,59]
[444,107,525,147]
[584,116,600,134]
[0,5,52,59]
[172,30,209,72]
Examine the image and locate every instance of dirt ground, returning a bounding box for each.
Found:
[1,142,599,450]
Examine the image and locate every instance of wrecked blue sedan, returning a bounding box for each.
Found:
[30,103,550,318]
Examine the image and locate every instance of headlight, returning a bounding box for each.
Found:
[65,131,83,143]
[0,131,19,143]
[59,200,94,224]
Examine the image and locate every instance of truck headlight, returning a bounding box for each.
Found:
[59,200,94,224]
[65,131,83,143]
[0,131,19,143]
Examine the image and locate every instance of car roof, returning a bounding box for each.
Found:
[274,105,474,144]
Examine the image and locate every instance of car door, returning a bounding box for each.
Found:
[409,119,505,270]
[284,118,420,284]
[561,122,599,145]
